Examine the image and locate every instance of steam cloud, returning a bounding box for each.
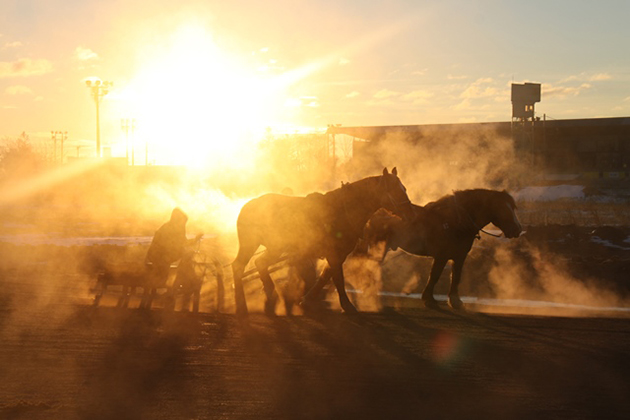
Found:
[1,126,627,317]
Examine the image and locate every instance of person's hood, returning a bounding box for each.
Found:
[170,207,188,224]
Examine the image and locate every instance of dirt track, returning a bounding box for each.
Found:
[1,224,630,420]
[1,300,629,420]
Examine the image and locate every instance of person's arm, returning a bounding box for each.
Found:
[185,233,203,247]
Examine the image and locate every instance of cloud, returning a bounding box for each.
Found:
[373,89,400,99]
[284,97,321,108]
[589,73,611,81]
[453,98,472,111]
[257,64,285,73]
[559,72,612,83]
[0,58,53,78]
[298,96,320,107]
[543,83,592,98]
[447,74,468,80]
[75,46,99,61]
[345,91,360,98]
[5,85,33,95]
[460,78,498,99]
[402,89,433,104]
[3,41,23,50]
[338,57,350,66]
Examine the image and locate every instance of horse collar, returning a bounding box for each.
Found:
[452,192,499,239]
[379,175,411,213]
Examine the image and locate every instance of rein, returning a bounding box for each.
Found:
[452,191,502,239]
[378,174,411,214]
[340,175,408,237]
[339,181,369,237]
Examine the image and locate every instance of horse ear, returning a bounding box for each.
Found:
[392,167,398,176]
[382,167,389,175]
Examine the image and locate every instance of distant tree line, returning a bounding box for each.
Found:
[0,132,47,181]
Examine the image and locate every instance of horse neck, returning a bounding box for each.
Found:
[329,177,381,227]
[456,191,493,231]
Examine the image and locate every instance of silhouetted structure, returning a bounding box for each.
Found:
[330,116,630,180]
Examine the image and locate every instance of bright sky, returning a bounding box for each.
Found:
[1,0,629,165]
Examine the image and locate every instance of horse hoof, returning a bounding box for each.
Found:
[264,302,277,317]
[342,303,358,314]
[448,298,465,311]
[423,299,439,309]
[300,297,323,313]
[235,306,249,318]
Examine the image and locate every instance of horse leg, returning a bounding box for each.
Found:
[117,285,129,308]
[301,265,331,310]
[164,287,176,311]
[295,257,317,297]
[139,287,149,309]
[181,292,191,312]
[448,255,467,310]
[192,290,200,313]
[254,251,279,316]
[93,274,105,307]
[213,259,225,313]
[231,243,258,317]
[144,288,157,310]
[329,262,357,314]
[421,257,448,308]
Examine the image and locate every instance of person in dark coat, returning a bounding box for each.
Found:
[142,207,202,308]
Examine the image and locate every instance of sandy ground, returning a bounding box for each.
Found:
[1,224,630,420]
[1,291,630,420]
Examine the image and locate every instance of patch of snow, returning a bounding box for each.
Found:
[590,236,630,251]
[0,234,153,247]
[514,185,585,202]
[374,291,630,313]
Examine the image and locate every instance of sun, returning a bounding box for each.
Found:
[122,24,280,168]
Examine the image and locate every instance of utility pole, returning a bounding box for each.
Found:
[85,79,113,158]
[51,131,57,163]
[131,118,136,166]
[121,118,136,165]
[51,131,67,164]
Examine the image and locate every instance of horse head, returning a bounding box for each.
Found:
[376,167,415,221]
[490,190,522,238]
[360,208,404,260]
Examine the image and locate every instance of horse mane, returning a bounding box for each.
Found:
[425,188,516,212]
[322,174,379,199]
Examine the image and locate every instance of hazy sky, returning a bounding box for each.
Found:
[1,0,629,163]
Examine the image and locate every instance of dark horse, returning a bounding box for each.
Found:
[231,168,414,316]
[363,189,522,309]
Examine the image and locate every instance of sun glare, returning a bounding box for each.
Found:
[123,24,278,167]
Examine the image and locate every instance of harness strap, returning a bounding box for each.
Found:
[340,182,366,236]
[452,191,502,239]
[378,174,411,213]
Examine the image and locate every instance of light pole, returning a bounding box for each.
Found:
[85,79,113,158]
